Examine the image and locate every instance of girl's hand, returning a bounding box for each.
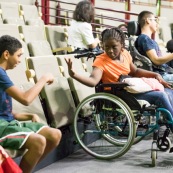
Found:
[156,74,172,88]
[65,58,75,77]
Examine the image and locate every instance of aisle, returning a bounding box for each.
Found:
[35,137,173,173]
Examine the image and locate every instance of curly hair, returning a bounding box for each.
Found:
[73,0,94,23]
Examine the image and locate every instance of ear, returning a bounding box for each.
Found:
[3,50,10,60]
[145,18,150,24]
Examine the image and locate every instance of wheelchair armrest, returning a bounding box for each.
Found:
[96,82,143,110]
[98,82,129,88]
[96,82,129,92]
[74,50,104,59]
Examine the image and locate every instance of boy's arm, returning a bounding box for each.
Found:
[146,49,173,65]
[6,73,54,106]
[12,112,40,122]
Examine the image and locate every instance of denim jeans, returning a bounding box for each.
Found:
[132,89,173,117]
[162,73,173,83]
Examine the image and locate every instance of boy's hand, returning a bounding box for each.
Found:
[65,58,75,77]
[31,114,40,122]
[42,73,54,85]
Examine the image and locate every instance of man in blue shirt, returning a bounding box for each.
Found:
[136,11,173,83]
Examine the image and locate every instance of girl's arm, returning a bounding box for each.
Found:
[65,58,102,87]
[129,62,171,88]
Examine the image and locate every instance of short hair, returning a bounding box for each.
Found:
[166,39,173,53]
[101,27,125,48]
[0,35,22,57]
[73,0,94,23]
[138,11,154,28]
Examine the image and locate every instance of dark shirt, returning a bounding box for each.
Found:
[0,68,14,121]
[136,34,169,73]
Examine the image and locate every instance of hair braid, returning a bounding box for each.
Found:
[101,27,125,48]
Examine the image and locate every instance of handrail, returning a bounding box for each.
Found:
[37,0,173,30]
[95,6,138,16]
[37,0,136,28]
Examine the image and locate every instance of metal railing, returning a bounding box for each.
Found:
[35,0,139,34]
[34,0,173,36]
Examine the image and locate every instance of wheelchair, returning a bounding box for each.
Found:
[127,21,154,71]
[73,50,173,167]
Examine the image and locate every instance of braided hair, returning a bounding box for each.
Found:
[101,27,126,48]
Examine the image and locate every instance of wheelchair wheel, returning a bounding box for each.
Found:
[157,137,171,152]
[73,93,136,160]
[151,150,157,167]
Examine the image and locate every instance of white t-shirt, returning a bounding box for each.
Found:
[67,20,95,49]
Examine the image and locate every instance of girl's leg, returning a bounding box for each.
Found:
[133,90,173,131]
[133,90,173,116]
[164,88,173,107]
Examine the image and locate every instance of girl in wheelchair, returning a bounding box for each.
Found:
[66,27,173,165]
[65,27,173,123]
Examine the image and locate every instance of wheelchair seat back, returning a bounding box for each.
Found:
[127,21,153,71]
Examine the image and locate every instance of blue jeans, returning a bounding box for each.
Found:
[162,73,173,83]
[132,89,173,117]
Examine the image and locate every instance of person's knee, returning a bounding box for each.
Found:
[26,134,46,155]
[48,128,62,146]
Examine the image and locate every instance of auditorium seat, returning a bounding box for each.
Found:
[0,2,25,25]
[56,54,95,107]
[18,25,52,56]
[45,25,70,55]
[0,24,21,39]
[20,4,44,26]
[20,25,74,56]
[27,55,76,128]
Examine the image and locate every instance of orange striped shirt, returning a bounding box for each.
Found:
[93,49,132,83]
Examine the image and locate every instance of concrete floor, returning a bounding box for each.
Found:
[35,133,173,173]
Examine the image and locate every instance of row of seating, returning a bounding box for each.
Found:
[0,2,44,26]
[6,53,94,158]
[0,23,72,55]
[0,20,94,159]
[0,23,93,129]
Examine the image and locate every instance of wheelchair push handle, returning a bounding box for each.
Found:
[74,50,104,59]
